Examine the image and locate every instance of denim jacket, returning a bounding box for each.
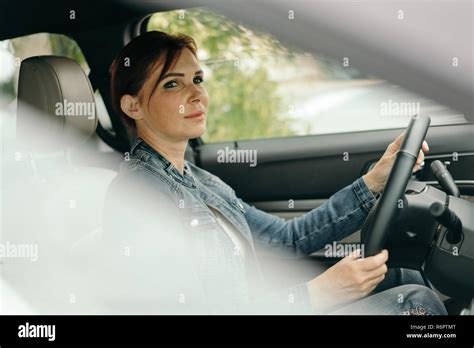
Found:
[101,137,377,314]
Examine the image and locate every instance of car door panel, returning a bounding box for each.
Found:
[198,124,474,204]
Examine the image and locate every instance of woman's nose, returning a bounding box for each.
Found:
[188,85,204,103]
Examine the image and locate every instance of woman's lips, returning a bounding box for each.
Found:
[184,111,205,119]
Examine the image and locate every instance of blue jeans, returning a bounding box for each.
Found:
[328,268,448,315]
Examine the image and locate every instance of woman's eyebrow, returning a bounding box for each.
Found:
[161,70,203,80]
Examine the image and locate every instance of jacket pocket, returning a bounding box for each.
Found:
[180,205,218,231]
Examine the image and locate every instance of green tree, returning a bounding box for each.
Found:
[49,34,88,71]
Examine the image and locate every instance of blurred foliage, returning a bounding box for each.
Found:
[0,79,15,100]
[0,40,17,101]
[49,34,88,69]
[147,7,299,142]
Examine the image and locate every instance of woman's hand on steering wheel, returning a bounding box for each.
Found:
[307,249,389,311]
[363,132,430,194]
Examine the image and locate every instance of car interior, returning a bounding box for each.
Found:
[0,0,473,315]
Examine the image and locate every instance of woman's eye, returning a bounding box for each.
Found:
[163,77,203,90]
[163,80,178,89]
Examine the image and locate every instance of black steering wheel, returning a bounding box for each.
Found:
[361,114,431,257]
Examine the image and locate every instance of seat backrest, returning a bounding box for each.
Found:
[16,55,98,152]
[14,54,118,238]
[4,56,117,313]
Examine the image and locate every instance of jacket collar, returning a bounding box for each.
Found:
[131,137,195,188]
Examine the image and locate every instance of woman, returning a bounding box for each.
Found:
[103,30,446,315]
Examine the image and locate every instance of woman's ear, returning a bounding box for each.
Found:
[120,94,144,120]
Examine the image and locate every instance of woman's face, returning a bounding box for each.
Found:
[134,47,209,142]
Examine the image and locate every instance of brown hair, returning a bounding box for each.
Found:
[110,30,198,132]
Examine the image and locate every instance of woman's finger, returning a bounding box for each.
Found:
[364,263,388,281]
[386,132,405,154]
[412,150,425,173]
[422,140,430,153]
[416,149,425,165]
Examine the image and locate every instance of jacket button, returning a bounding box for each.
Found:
[190,219,199,227]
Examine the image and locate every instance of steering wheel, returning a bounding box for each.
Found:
[361,114,431,257]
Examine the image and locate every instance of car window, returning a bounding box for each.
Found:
[145,7,467,144]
